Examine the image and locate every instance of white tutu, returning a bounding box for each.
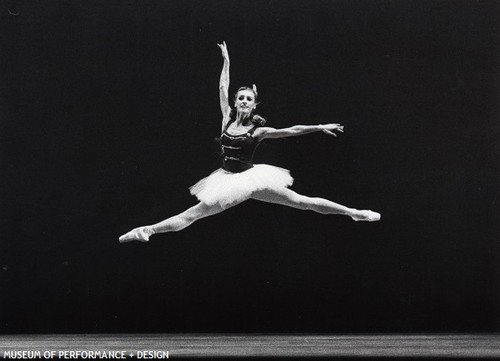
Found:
[189,164,294,208]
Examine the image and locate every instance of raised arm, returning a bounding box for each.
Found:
[217,41,231,129]
[253,123,344,141]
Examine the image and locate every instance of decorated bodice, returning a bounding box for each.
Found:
[220,123,260,173]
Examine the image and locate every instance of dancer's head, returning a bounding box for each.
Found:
[234,85,258,116]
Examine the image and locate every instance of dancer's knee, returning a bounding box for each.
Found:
[280,190,313,209]
[184,202,224,223]
[253,188,312,210]
[288,194,325,212]
[181,212,198,225]
[296,195,315,210]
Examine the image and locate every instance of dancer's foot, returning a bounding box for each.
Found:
[119,226,153,243]
[351,210,381,222]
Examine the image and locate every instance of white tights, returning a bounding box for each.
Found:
[150,188,361,234]
[119,188,379,242]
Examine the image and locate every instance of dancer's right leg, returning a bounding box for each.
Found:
[119,201,228,243]
[251,188,381,222]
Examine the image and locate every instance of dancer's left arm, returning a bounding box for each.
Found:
[253,123,344,140]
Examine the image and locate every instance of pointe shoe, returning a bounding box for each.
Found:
[351,210,381,222]
[119,227,151,243]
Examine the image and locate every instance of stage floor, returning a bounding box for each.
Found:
[0,334,499,358]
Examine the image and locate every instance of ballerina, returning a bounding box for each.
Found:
[119,41,380,243]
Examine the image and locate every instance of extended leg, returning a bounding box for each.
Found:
[251,188,380,221]
[119,201,229,243]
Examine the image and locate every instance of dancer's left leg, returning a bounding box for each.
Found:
[251,188,380,221]
[119,201,234,243]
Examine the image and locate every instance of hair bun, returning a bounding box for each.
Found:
[252,114,266,126]
[252,84,258,96]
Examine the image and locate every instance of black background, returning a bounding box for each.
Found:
[0,0,498,334]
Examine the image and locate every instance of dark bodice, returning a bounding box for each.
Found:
[220,124,260,173]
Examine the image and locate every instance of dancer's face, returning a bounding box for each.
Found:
[235,90,256,115]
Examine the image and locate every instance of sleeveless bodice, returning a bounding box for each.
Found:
[220,125,260,173]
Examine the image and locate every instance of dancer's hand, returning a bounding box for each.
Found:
[217,41,230,62]
[319,123,344,136]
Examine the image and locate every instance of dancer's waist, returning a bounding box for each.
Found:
[222,157,253,173]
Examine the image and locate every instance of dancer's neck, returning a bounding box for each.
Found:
[235,112,252,126]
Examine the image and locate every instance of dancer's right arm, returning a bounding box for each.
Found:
[218,41,231,130]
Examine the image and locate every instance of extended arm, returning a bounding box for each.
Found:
[218,41,231,128]
[253,123,344,140]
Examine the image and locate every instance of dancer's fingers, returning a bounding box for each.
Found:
[323,130,337,136]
